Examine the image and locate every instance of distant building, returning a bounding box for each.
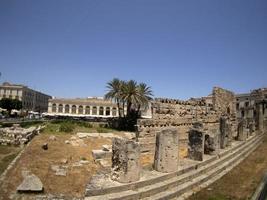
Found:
[236,88,267,120]
[46,97,152,118]
[46,97,122,118]
[0,82,51,113]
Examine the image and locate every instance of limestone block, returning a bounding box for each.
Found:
[111,138,140,183]
[249,121,255,135]
[219,117,231,148]
[154,128,179,173]
[258,104,264,133]
[237,120,246,141]
[204,130,220,155]
[17,174,43,192]
[188,127,204,161]
[92,149,112,160]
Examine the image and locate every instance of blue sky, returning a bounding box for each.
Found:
[0,0,266,99]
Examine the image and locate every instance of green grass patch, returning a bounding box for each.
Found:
[41,120,117,134]
[0,152,20,175]
[0,146,13,155]
[20,121,45,128]
[59,122,75,133]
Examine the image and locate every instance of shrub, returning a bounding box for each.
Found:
[59,123,74,133]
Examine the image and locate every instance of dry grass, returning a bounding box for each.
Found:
[0,145,22,175]
[0,133,112,200]
[188,135,267,200]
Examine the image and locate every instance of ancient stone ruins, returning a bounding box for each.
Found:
[0,124,43,145]
[85,87,267,199]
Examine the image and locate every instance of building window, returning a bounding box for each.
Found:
[58,104,63,113]
[241,110,245,118]
[71,105,77,114]
[106,107,110,116]
[52,104,57,112]
[65,105,70,113]
[78,105,83,114]
[245,102,249,107]
[85,106,90,114]
[236,103,239,110]
[99,107,104,115]
[112,107,117,116]
[92,106,97,115]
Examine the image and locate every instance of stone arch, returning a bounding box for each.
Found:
[58,104,63,113]
[106,107,110,116]
[99,107,104,115]
[78,105,83,114]
[92,106,97,115]
[85,106,90,114]
[72,105,77,114]
[65,105,70,113]
[52,103,57,112]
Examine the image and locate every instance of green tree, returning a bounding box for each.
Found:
[0,98,22,115]
[105,78,153,130]
[136,83,153,115]
[104,78,124,117]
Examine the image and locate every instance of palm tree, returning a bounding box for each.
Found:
[105,78,153,118]
[136,83,153,114]
[120,80,139,115]
[104,78,123,117]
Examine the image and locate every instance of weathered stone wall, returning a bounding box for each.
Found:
[137,87,236,158]
[212,87,236,116]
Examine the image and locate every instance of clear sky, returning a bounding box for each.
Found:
[0,0,266,99]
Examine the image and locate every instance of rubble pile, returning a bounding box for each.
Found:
[0,124,44,145]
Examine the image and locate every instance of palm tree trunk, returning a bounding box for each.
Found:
[137,104,141,116]
[127,102,132,117]
[117,102,121,118]
[122,101,125,117]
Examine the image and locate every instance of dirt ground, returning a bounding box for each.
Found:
[0,132,112,200]
[188,135,267,200]
[0,131,154,200]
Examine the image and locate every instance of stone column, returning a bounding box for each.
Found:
[83,105,86,115]
[188,123,204,161]
[96,106,99,116]
[204,129,220,155]
[259,104,264,133]
[154,128,179,173]
[237,120,246,141]
[111,138,140,183]
[62,104,65,113]
[248,121,255,136]
[89,106,92,115]
[219,117,230,148]
[56,104,59,113]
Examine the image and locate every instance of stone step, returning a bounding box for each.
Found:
[144,137,262,200]
[85,136,262,196]
[85,135,262,200]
